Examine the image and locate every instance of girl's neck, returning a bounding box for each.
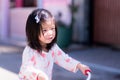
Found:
[40,41,46,47]
[39,42,48,52]
[42,48,48,52]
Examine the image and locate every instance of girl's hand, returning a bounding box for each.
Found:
[77,63,91,75]
[37,72,48,80]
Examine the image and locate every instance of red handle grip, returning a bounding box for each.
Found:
[85,70,91,75]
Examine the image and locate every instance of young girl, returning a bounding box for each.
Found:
[19,8,91,80]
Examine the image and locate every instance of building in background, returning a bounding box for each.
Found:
[0,0,119,48]
[93,0,120,47]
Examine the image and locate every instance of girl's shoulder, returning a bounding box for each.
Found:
[24,45,32,51]
[51,43,58,49]
[23,45,35,54]
[51,43,61,51]
[22,45,39,58]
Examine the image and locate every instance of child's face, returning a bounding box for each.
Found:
[39,18,56,45]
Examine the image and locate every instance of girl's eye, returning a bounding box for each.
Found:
[43,29,47,32]
[51,28,55,30]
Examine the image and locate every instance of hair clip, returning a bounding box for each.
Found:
[41,11,48,19]
[35,14,40,23]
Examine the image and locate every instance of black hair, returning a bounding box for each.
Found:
[26,8,57,52]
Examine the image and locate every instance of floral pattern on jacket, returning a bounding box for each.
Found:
[19,44,80,80]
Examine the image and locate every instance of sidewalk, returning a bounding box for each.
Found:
[0,40,120,80]
[0,67,19,80]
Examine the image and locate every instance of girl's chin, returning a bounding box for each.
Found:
[45,40,53,44]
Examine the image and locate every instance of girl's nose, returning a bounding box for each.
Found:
[47,30,53,35]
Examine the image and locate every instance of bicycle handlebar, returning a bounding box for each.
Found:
[86,71,91,80]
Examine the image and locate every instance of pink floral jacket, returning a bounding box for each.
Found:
[19,44,80,80]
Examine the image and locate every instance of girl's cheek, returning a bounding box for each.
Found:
[43,33,48,37]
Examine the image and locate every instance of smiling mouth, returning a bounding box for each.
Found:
[47,37,53,40]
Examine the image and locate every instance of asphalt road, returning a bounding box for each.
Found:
[0,42,120,80]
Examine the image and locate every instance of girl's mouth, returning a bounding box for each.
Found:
[47,37,53,40]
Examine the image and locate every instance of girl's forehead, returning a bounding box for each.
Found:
[42,18,55,28]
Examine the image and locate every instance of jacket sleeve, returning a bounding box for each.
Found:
[53,44,80,73]
[19,46,48,80]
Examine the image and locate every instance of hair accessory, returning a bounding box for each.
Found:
[35,14,40,23]
[41,11,48,19]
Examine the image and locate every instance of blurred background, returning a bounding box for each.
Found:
[0,0,120,80]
